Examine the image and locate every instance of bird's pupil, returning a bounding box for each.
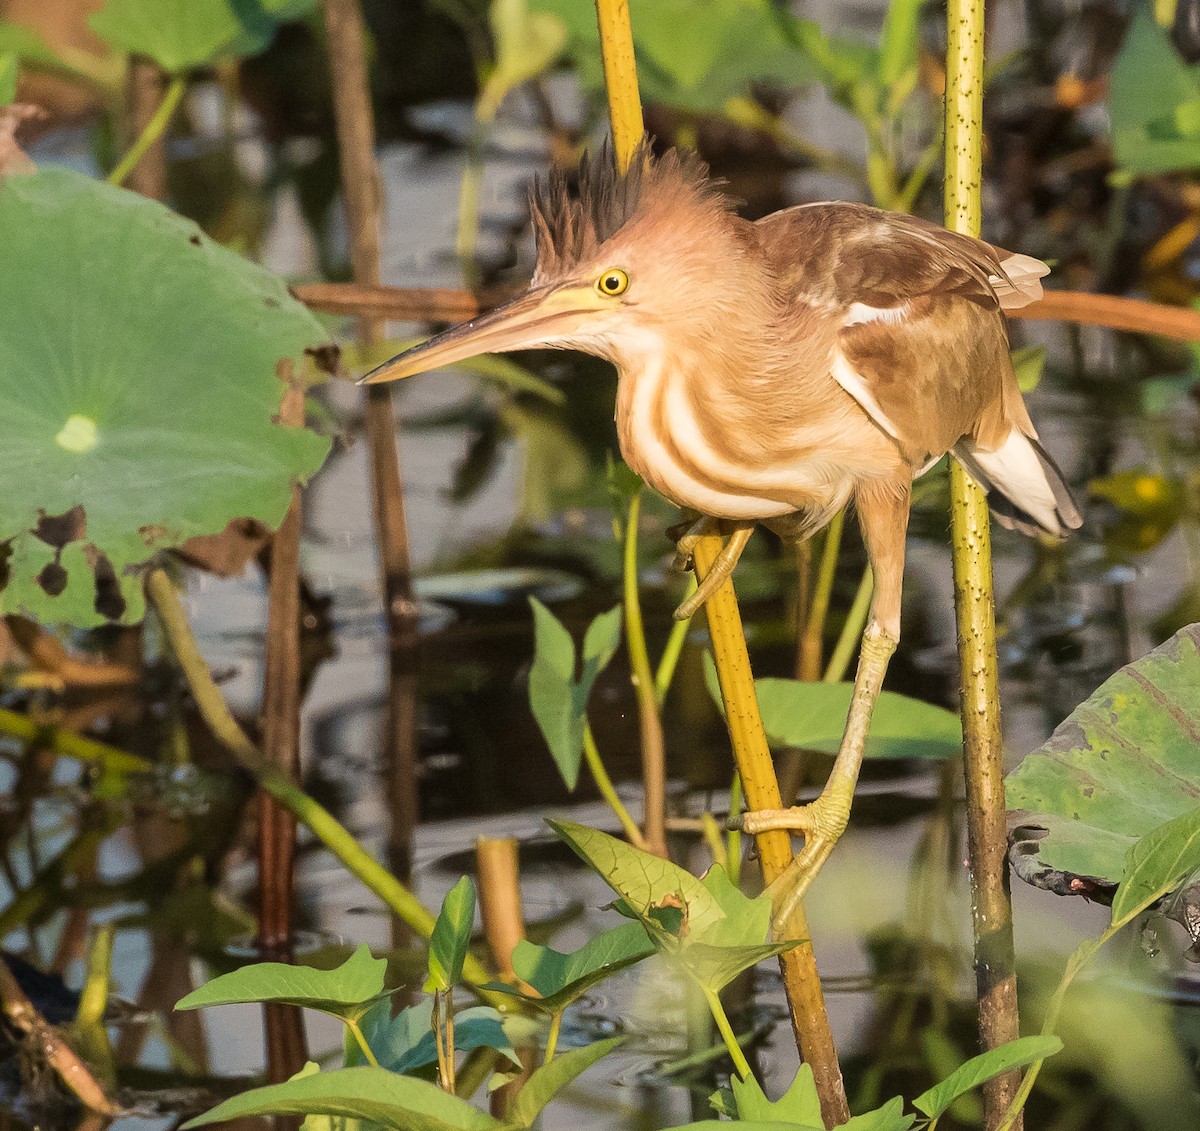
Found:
[605,276,618,290]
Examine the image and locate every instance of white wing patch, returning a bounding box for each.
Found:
[844,301,909,326]
[988,253,1049,309]
[831,351,900,440]
[965,428,1060,532]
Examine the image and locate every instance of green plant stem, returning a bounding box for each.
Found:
[799,509,844,681]
[654,580,696,703]
[702,985,753,1081]
[700,812,728,869]
[108,74,186,187]
[726,772,743,886]
[0,707,151,774]
[894,132,944,215]
[144,568,497,995]
[345,1017,380,1068]
[444,991,456,1093]
[944,0,1022,1124]
[595,0,847,1118]
[623,490,667,856]
[75,924,114,1029]
[455,123,487,288]
[692,539,848,1124]
[582,725,648,849]
[544,1009,564,1064]
[995,936,1104,1131]
[823,567,873,684]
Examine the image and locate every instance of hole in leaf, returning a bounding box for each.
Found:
[37,560,68,596]
[33,505,86,549]
[85,545,126,621]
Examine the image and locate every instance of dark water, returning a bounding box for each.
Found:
[6,32,1200,1131]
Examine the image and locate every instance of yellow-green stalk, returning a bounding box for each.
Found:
[591,3,848,1117]
[944,0,1022,1126]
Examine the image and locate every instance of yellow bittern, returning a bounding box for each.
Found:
[363,140,1081,907]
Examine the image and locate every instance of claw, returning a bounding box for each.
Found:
[668,515,716,573]
[734,628,899,939]
[673,524,754,619]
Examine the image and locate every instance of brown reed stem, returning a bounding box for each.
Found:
[320,0,422,888]
[293,282,1200,346]
[475,837,525,982]
[257,375,305,959]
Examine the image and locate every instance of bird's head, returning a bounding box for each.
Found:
[360,140,763,385]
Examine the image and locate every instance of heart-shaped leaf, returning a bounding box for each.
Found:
[0,168,329,627]
[912,1035,1063,1119]
[504,1037,623,1129]
[478,0,568,120]
[1110,8,1200,175]
[731,1064,822,1124]
[704,660,962,760]
[180,1064,501,1130]
[549,821,799,993]
[347,999,520,1075]
[528,601,622,790]
[493,921,653,1012]
[175,944,386,1022]
[1111,805,1200,929]
[426,877,477,994]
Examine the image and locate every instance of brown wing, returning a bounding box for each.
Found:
[757,202,1047,461]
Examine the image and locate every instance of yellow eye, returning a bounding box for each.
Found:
[596,268,629,296]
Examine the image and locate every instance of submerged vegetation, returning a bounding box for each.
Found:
[2,0,1200,1130]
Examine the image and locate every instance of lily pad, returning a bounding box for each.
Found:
[0,168,329,627]
[89,0,315,73]
[1006,624,1200,898]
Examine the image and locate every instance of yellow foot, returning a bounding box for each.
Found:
[733,628,898,938]
[668,514,715,573]
[673,523,754,620]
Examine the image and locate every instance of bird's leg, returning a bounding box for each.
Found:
[738,483,909,938]
[674,521,755,620]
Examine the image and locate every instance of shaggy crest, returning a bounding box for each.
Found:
[529,137,734,274]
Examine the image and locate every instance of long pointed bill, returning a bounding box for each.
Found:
[358,284,610,385]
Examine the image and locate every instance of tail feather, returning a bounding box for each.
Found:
[991,251,1050,309]
[953,430,1082,538]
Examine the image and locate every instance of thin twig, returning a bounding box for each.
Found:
[108,72,185,189]
[320,0,422,885]
[799,510,844,681]
[0,956,120,1115]
[944,0,1022,1125]
[623,491,667,856]
[257,374,305,958]
[293,284,1200,347]
[582,725,648,849]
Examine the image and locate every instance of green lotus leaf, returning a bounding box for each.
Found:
[89,0,314,72]
[1006,625,1200,896]
[0,167,330,627]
